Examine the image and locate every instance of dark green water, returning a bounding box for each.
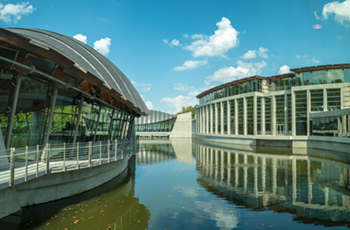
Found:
[1,139,350,229]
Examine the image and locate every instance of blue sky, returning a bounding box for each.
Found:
[1,0,350,113]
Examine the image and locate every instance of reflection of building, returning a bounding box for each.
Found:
[136,111,192,139]
[194,141,350,224]
[194,64,350,152]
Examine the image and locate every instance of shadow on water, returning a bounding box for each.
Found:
[0,156,151,230]
[193,139,350,228]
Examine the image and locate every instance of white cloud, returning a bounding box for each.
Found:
[296,55,308,58]
[173,60,208,71]
[73,34,87,44]
[191,34,206,40]
[93,37,111,56]
[278,65,291,75]
[314,11,320,20]
[312,24,323,29]
[160,95,197,113]
[162,39,168,44]
[185,17,239,57]
[174,83,193,91]
[145,101,154,110]
[310,58,320,63]
[240,50,257,60]
[132,81,152,92]
[0,2,35,24]
[206,60,267,83]
[183,34,189,38]
[322,0,350,26]
[257,47,269,59]
[171,39,181,46]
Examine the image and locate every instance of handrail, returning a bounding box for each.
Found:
[0,136,140,189]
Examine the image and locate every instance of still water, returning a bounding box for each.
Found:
[1,139,350,229]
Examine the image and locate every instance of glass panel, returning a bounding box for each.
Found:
[265,97,271,134]
[275,95,284,134]
[223,102,227,134]
[230,100,235,134]
[310,90,324,111]
[257,97,262,134]
[345,68,350,83]
[327,88,341,110]
[237,99,243,135]
[295,91,307,135]
[217,103,221,133]
[212,104,215,133]
[246,97,254,135]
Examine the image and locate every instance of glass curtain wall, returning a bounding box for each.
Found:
[287,96,291,134]
[217,103,221,133]
[208,105,211,133]
[257,97,262,134]
[230,100,235,134]
[246,97,254,135]
[327,89,341,110]
[275,95,285,135]
[238,99,244,135]
[265,97,272,134]
[295,91,307,135]
[310,90,324,111]
[212,104,216,133]
[223,102,227,134]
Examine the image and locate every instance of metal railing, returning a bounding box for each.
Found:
[0,137,140,189]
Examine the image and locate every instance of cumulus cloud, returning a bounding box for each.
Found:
[278,65,291,75]
[206,60,267,83]
[174,83,193,91]
[257,47,269,59]
[160,95,197,113]
[171,39,181,46]
[240,50,257,60]
[93,37,111,56]
[145,101,154,110]
[185,17,239,57]
[310,58,320,63]
[0,2,35,24]
[73,34,87,44]
[191,34,206,40]
[173,60,208,71]
[322,0,350,26]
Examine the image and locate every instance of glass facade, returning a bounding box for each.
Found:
[217,103,221,133]
[223,102,227,134]
[246,97,254,135]
[230,100,235,134]
[237,99,243,135]
[265,97,271,134]
[135,118,176,132]
[295,91,307,136]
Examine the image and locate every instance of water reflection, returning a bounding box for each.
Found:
[0,157,150,230]
[193,140,350,226]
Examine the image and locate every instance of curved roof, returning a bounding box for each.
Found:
[135,110,176,125]
[3,28,148,115]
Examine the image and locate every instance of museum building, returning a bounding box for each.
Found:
[194,64,350,151]
[0,28,148,151]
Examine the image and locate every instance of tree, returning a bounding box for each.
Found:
[176,105,198,119]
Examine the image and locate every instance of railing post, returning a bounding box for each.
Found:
[46,143,50,174]
[88,141,92,167]
[107,140,110,163]
[76,142,79,169]
[99,140,102,165]
[25,146,28,181]
[9,148,15,187]
[36,145,39,177]
[115,139,117,161]
[63,143,66,172]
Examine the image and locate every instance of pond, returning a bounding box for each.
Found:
[1,139,350,229]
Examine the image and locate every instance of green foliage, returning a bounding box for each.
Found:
[176,105,198,119]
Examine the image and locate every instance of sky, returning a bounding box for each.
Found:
[0,0,350,114]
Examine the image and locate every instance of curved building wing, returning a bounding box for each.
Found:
[3,28,148,115]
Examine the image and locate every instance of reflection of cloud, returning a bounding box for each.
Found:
[191,200,239,229]
[173,185,199,198]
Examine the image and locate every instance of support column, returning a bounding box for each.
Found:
[243,97,247,135]
[292,158,297,202]
[199,107,202,133]
[272,95,276,135]
[72,97,85,146]
[253,95,257,136]
[215,103,218,134]
[292,91,296,136]
[43,87,58,147]
[227,100,231,135]
[284,93,289,135]
[220,101,224,134]
[235,99,238,135]
[6,75,22,149]
[342,115,346,137]
[205,106,210,133]
[307,90,311,136]
[338,117,342,137]
[261,97,265,135]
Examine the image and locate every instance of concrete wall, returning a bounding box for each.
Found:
[170,112,192,139]
[0,157,129,219]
